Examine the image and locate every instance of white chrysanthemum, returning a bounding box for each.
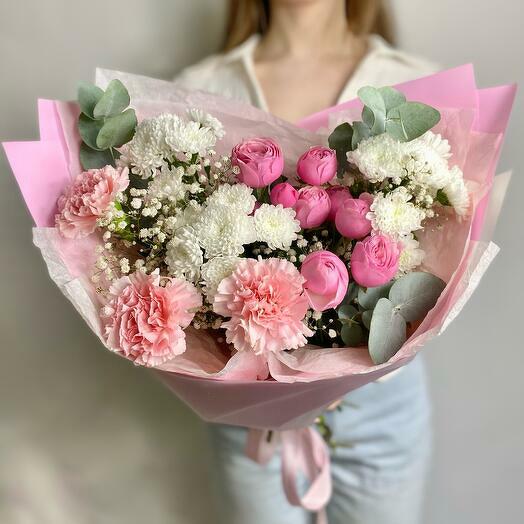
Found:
[400,132,452,190]
[187,108,225,139]
[442,166,469,216]
[165,226,203,282]
[200,256,242,300]
[206,183,256,214]
[165,118,216,155]
[398,234,425,274]
[194,204,257,257]
[347,133,404,184]
[145,164,187,204]
[253,204,301,250]
[119,115,173,178]
[368,187,427,239]
[417,130,452,159]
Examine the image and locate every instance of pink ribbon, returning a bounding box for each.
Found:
[246,427,331,523]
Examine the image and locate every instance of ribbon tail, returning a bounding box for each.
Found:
[245,428,278,465]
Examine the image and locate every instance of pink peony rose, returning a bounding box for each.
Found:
[102,271,201,367]
[293,186,331,229]
[270,182,298,208]
[296,146,337,185]
[56,166,129,239]
[326,185,352,221]
[213,258,313,354]
[300,251,349,311]
[351,234,400,288]
[335,194,373,239]
[231,137,284,188]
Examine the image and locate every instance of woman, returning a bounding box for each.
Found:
[175,1,433,523]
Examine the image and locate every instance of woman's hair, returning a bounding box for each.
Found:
[223,0,395,51]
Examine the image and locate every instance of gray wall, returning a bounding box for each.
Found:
[0,1,522,523]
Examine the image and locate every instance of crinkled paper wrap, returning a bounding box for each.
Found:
[4,65,516,430]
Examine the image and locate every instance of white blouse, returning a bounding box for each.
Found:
[174,33,436,112]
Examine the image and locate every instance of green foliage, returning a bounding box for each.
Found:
[389,272,446,322]
[361,309,373,330]
[386,102,441,142]
[356,272,445,364]
[327,85,441,176]
[78,82,104,118]
[77,79,136,170]
[93,79,131,119]
[357,282,393,310]
[368,298,407,365]
[328,122,353,176]
[341,323,364,346]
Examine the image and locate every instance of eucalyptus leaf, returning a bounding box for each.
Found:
[389,272,446,322]
[362,106,374,128]
[328,122,353,174]
[79,143,115,170]
[338,304,358,320]
[96,108,137,149]
[78,114,105,151]
[379,86,406,111]
[341,323,363,347]
[386,102,440,142]
[357,86,386,114]
[78,82,104,118]
[368,298,406,365]
[370,110,386,135]
[93,79,130,119]
[343,281,359,304]
[357,282,393,310]
[362,310,373,330]
[351,121,371,149]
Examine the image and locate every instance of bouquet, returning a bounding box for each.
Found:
[3,64,515,520]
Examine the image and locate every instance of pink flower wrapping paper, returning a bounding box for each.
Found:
[3,64,516,519]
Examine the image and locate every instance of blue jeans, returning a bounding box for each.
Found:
[207,356,431,524]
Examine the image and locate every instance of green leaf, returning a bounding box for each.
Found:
[379,87,406,111]
[93,79,130,119]
[338,304,358,320]
[362,310,373,330]
[368,298,407,364]
[328,122,353,175]
[78,114,105,151]
[386,102,440,142]
[389,272,446,322]
[436,188,451,206]
[341,323,363,346]
[78,82,104,118]
[351,121,371,149]
[343,281,359,304]
[79,142,115,170]
[357,282,393,310]
[96,108,137,149]
[357,86,386,114]
[362,106,374,128]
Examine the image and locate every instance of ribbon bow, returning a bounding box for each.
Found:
[246,427,331,524]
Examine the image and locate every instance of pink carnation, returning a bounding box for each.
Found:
[56,165,129,238]
[102,271,201,367]
[213,258,313,354]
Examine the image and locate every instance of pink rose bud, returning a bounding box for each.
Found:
[294,186,331,229]
[231,137,284,188]
[326,186,352,221]
[270,182,298,208]
[296,146,337,185]
[301,250,349,311]
[335,195,372,239]
[351,234,400,288]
